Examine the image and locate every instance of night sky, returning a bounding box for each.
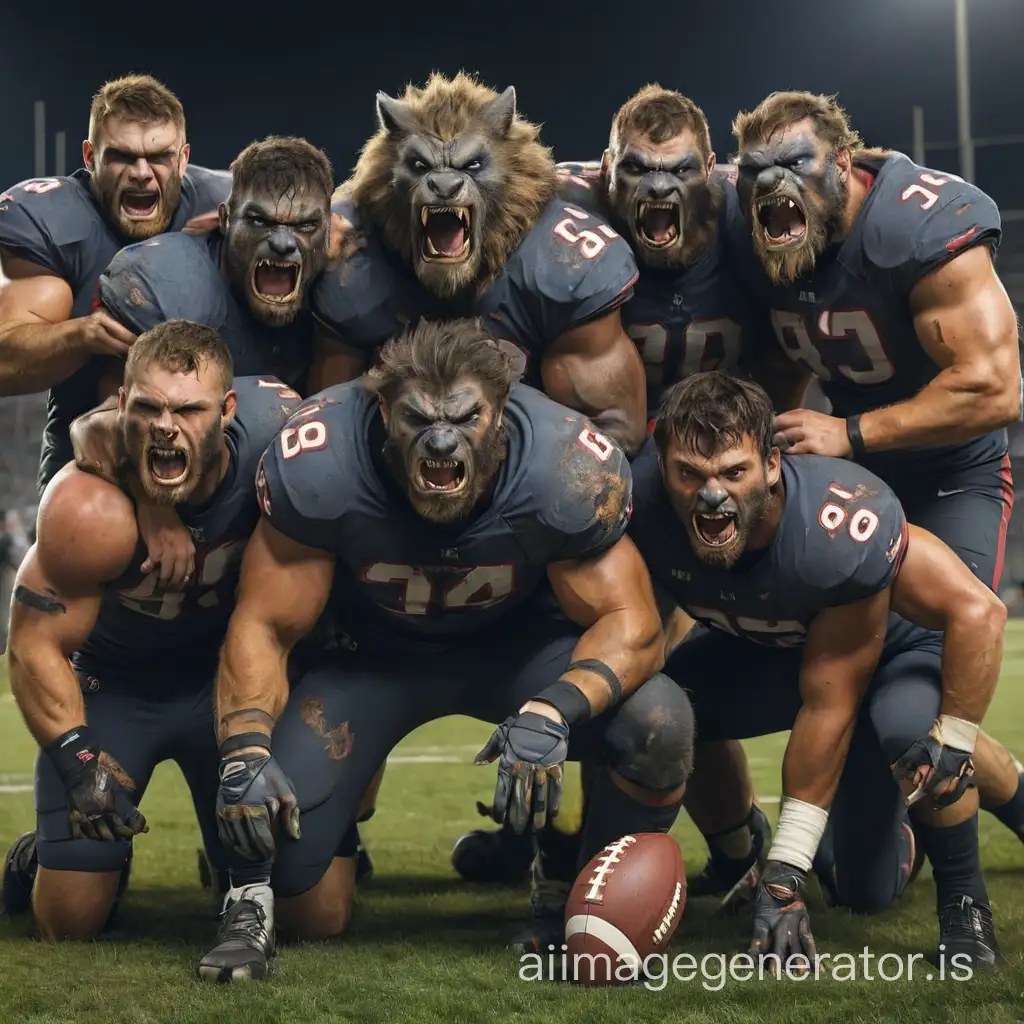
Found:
[3,0,1023,205]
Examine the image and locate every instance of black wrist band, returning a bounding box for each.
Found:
[846,415,867,459]
[534,680,592,726]
[566,658,622,703]
[220,732,272,756]
[44,725,98,784]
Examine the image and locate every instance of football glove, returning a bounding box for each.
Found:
[892,720,976,809]
[216,750,300,862]
[44,726,148,843]
[475,711,569,834]
[748,861,817,972]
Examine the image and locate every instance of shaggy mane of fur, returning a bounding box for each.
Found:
[340,72,556,292]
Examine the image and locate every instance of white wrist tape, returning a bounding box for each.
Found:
[766,798,830,873]
[936,715,979,754]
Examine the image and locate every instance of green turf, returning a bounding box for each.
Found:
[0,630,1023,1024]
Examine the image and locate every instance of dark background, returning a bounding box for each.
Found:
[3,0,1023,205]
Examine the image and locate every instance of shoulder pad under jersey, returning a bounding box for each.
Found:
[508,196,638,340]
[99,232,230,334]
[231,375,304,458]
[858,152,1000,294]
[310,196,404,352]
[0,174,101,275]
[789,455,908,606]
[555,160,606,214]
[511,385,633,560]
[256,382,368,550]
[181,165,232,215]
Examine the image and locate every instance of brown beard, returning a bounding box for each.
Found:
[98,169,182,241]
[342,73,556,296]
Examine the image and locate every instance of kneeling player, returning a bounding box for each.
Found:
[199,319,694,978]
[630,371,1004,966]
[2,321,300,940]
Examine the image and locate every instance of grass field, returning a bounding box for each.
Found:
[0,633,1023,1024]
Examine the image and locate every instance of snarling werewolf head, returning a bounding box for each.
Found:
[342,72,556,299]
[734,91,878,285]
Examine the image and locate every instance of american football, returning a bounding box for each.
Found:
[565,833,686,985]
[0,2,1023,1021]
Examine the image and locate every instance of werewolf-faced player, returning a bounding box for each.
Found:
[730,91,1024,846]
[1,321,301,952]
[204,319,693,965]
[308,72,647,457]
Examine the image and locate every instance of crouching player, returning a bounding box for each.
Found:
[629,371,1004,967]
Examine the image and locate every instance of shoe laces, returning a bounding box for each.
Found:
[218,897,268,944]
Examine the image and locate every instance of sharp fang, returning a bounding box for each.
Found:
[787,199,796,208]
[421,207,429,227]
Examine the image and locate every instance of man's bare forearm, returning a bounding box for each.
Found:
[8,644,87,746]
[939,607,1004,725]
[782,706,857,809]
[0,319,85,396]
[215,618,293,743]
[860,370,1015,451]
[559,608,664,716]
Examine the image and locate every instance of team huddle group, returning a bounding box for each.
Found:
[0,69,1020,985]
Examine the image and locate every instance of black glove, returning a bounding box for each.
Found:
[891,720,976,809]
[215,746,300,862]
[44,726,148,843]
[748,861,817,971]
[475,711,569,834]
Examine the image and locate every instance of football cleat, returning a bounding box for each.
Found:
[1,831,37,917]
[690,803,772,900]
[937,895,1001,969]
[451,802,536,884]
[197,884,275,983]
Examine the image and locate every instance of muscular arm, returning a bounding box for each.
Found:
[70,396,122,482]
[784,589,890,808]
[890,524,1005,725]
[0,251,136,396]
[6,469,137,745]
[307,318,368,392]
[860,245,1021,450]
[542,308,647,457]
[542,535,664,717]
[215,517,336,745]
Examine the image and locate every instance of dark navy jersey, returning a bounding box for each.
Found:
[557,161,770,415]
[257,383,632,648]
[99,231,312,391]
[311,194,637,386]
[733,152,1006,477]
[74,375,302,675]
[0,166,232,492]
[629,448,915,652]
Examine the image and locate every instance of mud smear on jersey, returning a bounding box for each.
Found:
[560,443,630,530]
[301,697,355,761]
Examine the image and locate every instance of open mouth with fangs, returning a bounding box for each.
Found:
[420,206,472,261]
[755,192,807,248]
[251,259,301,303]
[147,445,189,486]
[636,200,681,247]
[120,190,160,219]
[416,457,467,494]
[693,510,737,547]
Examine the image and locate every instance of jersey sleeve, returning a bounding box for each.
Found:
[181,165,232,214]
[231,376,304,453]
[255,391,353,552]
[554,161,606,215]
[803,470,909,607]
[861,155,1001,294]
[515,199,638,342]
[0,177,90,275]
[541,416,634,561]
[98,233,230,334]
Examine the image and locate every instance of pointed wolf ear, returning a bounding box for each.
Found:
[376,92,417,136]
[479,86,517,139]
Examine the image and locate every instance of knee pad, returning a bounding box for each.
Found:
[605,673,695,791]
[36,807,133,873]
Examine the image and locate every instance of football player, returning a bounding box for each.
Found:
[309,73,647,456]
[1,321,301,945]
[199,319,694,980]
[730,90,1024,852]
[630,370,1003,966]
[0,75,229,494]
